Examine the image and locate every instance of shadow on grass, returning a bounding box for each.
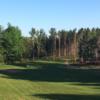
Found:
[0,62,100,86]
[34,94,100,100]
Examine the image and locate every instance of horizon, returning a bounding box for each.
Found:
[0,0,100,36]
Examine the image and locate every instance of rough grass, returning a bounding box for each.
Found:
[0,61,100,100]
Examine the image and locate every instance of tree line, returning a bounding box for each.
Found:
[0,23,100,64]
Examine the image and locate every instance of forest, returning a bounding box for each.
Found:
[0,23,100,64]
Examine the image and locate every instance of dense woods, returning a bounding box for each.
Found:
[0,24,100,64]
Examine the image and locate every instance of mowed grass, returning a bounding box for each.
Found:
[0,62,100,100]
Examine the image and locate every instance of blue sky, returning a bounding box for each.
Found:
[0,0,100,36]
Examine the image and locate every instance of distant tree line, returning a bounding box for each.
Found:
[0,23,100,64]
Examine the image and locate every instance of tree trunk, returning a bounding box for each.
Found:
[58,37,61,57]
[53,37,56,60]
[64,37,66,57]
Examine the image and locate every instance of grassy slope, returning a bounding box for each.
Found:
[0,62,100,100]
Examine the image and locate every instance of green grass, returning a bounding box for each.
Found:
[0,61,100,100]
